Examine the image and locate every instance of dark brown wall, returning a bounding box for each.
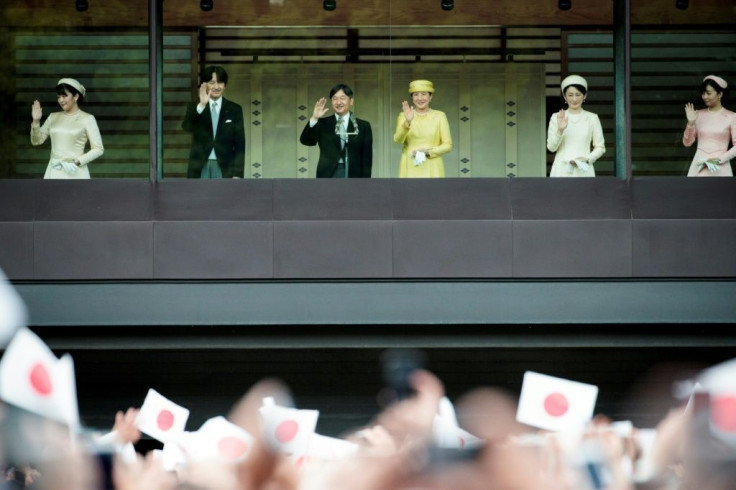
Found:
[2,0,734,28]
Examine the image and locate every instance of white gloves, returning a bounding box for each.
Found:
[566,159,590,174]
[574,159,590,172]
[61,159,78,175]
[413,150,427,166]
[51,159,78,175]
[696,160,720,173]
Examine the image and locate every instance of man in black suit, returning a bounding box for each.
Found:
[300,83,373,178]
[182,65,245,178]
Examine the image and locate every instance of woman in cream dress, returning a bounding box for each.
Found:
[547,74,605,177]
[393,79,452,178]
[31,78,104,179]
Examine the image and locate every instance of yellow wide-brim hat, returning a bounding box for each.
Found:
[408,79,435,94]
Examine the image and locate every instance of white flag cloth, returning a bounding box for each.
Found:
[136,388,190,443]
[258,396,319,456]
[698,358,736,444]
[152,443,188,472]
[184,416,255,463]
[433,414,483,449]
[516,371,598,432]
[306,433,359,460]
[0,268,27,347]
[0,327,80,428]
[433,397,483,449]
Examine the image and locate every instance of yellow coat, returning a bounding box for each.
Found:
[393,109,452,178]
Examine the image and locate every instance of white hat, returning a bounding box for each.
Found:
[561,74,588,93]
[703,75,728,89]
[57,78,86,97]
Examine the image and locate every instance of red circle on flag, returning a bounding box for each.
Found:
[543,393,569,417]
[275,420,299,443]
[29,363,53,397]
[458,436,466,448]
[157,409,175,431]
[217,436,248,460]
[710,395,736,433]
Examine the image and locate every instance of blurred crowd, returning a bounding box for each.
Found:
[1,273,735,490]
[2,350,736,490]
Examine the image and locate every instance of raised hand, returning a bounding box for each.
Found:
[32,100,42,123]
[556,109,567,133]
[198,82,210,108]
[312,97,329,120]
[684,102,697,125]
[113,407,142,444]
[401,100,414,125]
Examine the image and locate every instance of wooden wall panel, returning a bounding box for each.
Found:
[2,0,735,28]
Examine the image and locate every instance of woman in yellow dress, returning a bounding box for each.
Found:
[31,78,104,179]
[393,80,452,178]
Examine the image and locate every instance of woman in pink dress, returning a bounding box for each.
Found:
[683,75,736,177]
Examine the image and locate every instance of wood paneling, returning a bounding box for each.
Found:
[2,0,734,28]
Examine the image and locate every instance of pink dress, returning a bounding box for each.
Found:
[682,108,736,177]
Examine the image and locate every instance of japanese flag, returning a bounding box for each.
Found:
[433,414,483,449]
[186,416,255,463]
[258,397,319,456]
[0,269,27,347]
[0,327,80,429]
[433,396,483,449]
[152,443,188,472]
[698,358,736,444]
[306,433,359,460]
[136,388,190,443]
[516,371,598,432]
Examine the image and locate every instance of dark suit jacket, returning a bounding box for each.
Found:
[300,113,373,178]
[182,97,246,178]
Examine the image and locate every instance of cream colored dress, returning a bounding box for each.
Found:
[31,110,104,179]
[394,109,453,178]
[546,109,605,177]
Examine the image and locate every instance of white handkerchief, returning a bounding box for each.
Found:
[574,159,590,172]
[413,151,426,166]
